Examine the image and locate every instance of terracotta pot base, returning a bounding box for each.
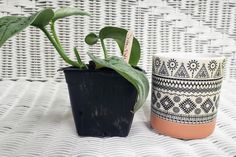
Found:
[151,114,216,139]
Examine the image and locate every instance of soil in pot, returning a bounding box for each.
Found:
[63,64,138,137]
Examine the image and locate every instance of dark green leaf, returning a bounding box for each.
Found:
[0,8,54,47]
[99,26,141,66]
[52,7,90,22]
[85,33,99,45]
[88,52,149,112]
[0,16,36,47]
[31,8,54,28]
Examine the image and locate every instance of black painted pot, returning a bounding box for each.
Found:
[63,66,138,137]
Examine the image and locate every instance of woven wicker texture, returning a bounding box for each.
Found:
[1,0,236,156]
[0,80,235,157]
[0,0,236,81]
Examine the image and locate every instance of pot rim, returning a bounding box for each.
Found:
[59,65,146,73]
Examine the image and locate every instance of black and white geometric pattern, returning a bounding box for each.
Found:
[152,92,157,105]
[195,64,210,79]
[151,90,220,124]
[179,98,196,114]
[214,64,222,78]
[160,96,175,110]
[154,57,224,79]
[152,90,219,113]
[152,56,224,124]
[152,107,217,124]
[201,98,214,113]
[152,74,222,94]
[159,62,170,76]
[174,63,190,78]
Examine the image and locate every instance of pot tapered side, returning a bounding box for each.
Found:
[64,67,138,137]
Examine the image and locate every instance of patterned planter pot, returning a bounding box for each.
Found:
[151,53,225,139]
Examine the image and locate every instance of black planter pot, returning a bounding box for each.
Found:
[63,66,138,137]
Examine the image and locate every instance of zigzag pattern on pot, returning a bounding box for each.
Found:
[152,74,223,94]
[153,88,220,98]
[152,107,217,124]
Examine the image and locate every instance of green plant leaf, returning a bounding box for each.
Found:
[88,52,149,113]
[0,16,29,47]
[31,8,54,28]
[52,7,90,22]
[0,8,54,47]
[99,26,141,66]
[85,33,99,45]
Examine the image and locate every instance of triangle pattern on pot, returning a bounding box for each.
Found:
[174,63,190,78]
[214,64,221,78]
[158,61,169,76]
[195,64,209,79]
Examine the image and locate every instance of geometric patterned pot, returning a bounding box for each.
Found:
[151,53,225,139]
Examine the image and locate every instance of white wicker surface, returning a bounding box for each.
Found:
[0,80,235,157]
[1,0,236,81]
[1,0,236,156]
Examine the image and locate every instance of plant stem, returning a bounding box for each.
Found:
[41,27,81,67]
[74,47,88,69]
[100,39,108,59]
[51,22,62,48]
[51,22,86,69]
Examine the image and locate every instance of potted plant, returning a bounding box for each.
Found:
[0,8,149,137]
